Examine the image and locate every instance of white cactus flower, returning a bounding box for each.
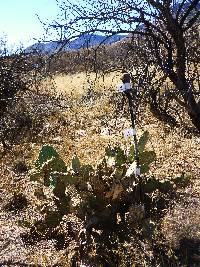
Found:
[124,128,136,138]
[117,83,132,92]
[77,129,86,136]
[117,83,125,92]
[126,161,137,177]
[124,83,132,90]
[134,167,141,176]
[100,127,110,136]
[126,162,140,177]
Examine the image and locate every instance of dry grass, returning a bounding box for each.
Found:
[42,72,121,97]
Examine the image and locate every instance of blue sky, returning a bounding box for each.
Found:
[0,0,60,47]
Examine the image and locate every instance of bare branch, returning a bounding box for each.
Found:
[180,0,200,26]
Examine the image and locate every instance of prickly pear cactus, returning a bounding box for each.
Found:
[30,145,73,229]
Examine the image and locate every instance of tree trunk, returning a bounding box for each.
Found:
[186,98,200,132]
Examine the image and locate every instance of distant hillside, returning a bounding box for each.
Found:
[173,0,200,13]
[25,34,128,54]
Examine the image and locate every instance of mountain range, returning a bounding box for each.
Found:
[25,34,128,54]
[26,1,199,55]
